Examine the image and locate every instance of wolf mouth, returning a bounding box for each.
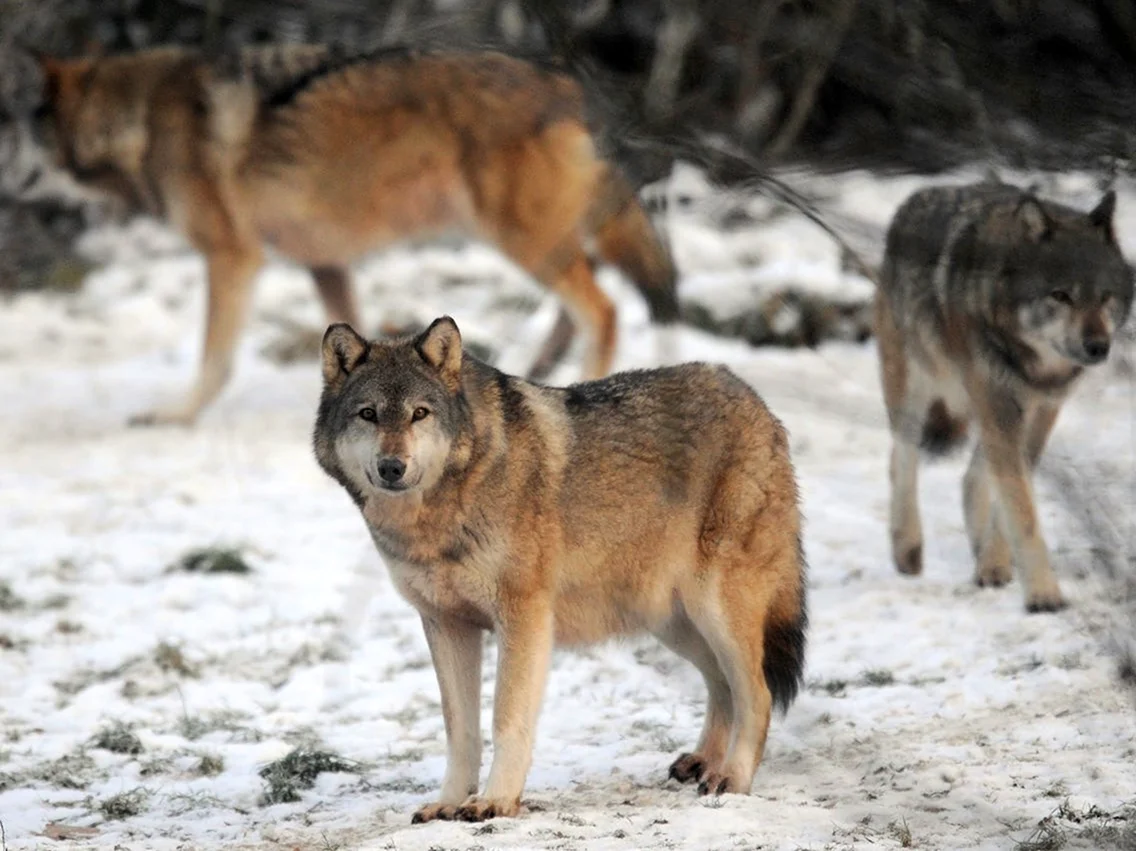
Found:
[365,469,413,492]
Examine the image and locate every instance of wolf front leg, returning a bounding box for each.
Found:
[963,446,1013,588]
[965,402,1061,589]
[130,243,264,426]
[412,615,484,824]
[972,388,1066,612]
[456,595,554,822]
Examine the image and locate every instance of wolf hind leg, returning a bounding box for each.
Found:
[889,390,969,576]
[653,613,733,785]
[311,265,361,328]
[680,547,794,795]
[511,247,616,381]
[875,295,926,575]
[889,438,924,576]
[527,307,577,382]
[485,123,619,381]
[681,584,775,797]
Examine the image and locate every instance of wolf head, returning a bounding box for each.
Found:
[0,47,187,214]
[994,190,1133,367]
[313,317,472,505]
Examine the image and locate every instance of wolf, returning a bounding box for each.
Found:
[312,316,807,822]
[5,44,678,424]
[875,180,1133,612]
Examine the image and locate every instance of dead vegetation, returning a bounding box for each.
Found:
[138,755,177,777]
[177,708,261,743]
[889,817,913,848]
[257,748,363,806]
[195,753,225,776]
[0,581,26,612]
[166,791,230,816]
[29,750,101,790]
[683,287,874,350]
[808,668,898,696]
[172,546,253,575]
[0,634,28,651]
[1016,801,1136,851]
[154,641,200,678]
[260,323,327,366]
[97,788,149,821]
[90,721,144,756]
[861,669,895,687]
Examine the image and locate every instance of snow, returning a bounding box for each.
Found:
[1,167,1134,851]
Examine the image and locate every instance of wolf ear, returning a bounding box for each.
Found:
[32,54,97,108]
[321,323,369,387]
[1088,190,1117,243]
[415,316,463,389]
[1016,197,1051,242]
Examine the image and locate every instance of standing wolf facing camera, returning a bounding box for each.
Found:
[3,44,678,425]
[875,180,1133,612]
[312,316,807,822]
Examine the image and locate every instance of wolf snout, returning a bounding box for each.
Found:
[377,456,407,485]
[1082,336,1110,364]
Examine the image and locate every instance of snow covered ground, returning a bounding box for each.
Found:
[1,166,1134,851]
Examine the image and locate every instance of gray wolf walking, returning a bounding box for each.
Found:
[875,181,1133,612]
[7,44,678,424]
[312,316,806,821]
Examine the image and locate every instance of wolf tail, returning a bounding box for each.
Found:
[590,166,681,325]
[763,535,808,714]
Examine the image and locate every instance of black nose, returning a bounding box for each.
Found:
[1083,338,1110,363]
[377,457,406,484]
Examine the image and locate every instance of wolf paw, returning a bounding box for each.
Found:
[895,544,923,576]
[975,560,1013,588]
[696,771,737,796]
[1025,589,1068,614]
[455,795,520,821]
[411,803,459,823]
[668,753,705,784]
[127,408,196,428]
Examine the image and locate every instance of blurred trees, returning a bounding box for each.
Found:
[2,0,1136,286]
[3,0,1135,174]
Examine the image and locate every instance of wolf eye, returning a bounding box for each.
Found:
[1049,290,1073,306]
[411,407,430,422]
[359,407,377,422]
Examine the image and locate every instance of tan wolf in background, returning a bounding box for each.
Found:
[20,44,678,424]
[875,181,1133,612]
[312,316,807,822]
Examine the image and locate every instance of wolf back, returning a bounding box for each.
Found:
[13,44,680,424]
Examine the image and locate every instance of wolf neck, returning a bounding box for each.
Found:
[976,323,1082,393]
[361,361,513,567]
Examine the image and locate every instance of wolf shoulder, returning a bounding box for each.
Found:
[883,182,1034,271]
[522,362,783,441]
